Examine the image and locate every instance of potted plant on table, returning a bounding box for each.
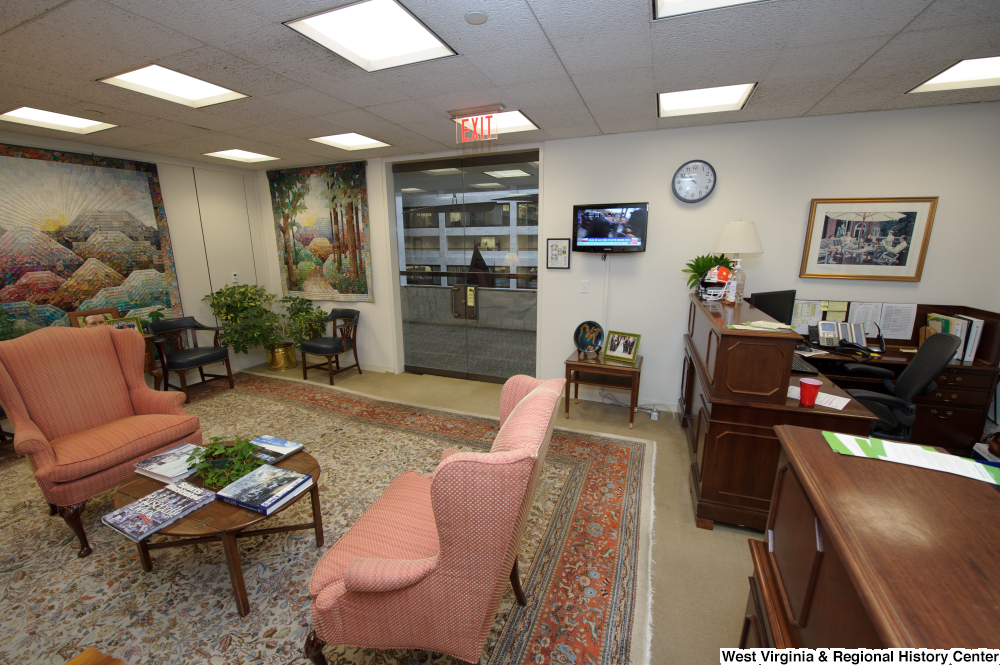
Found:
[186,435,265,490]
[682,253,734,298]
[202,285,325,370]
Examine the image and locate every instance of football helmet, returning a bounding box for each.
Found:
[699,265,731,301]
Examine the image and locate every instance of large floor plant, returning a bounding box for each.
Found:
[203,285,325,367]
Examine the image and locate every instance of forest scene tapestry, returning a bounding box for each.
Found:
[0,144,182,337]
[266,161,373,302]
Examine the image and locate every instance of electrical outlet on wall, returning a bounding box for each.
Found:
[581,280,589,294]
[231,272,238,284]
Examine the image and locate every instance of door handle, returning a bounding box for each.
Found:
[450,286,462,317]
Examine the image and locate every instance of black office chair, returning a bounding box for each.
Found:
[843,333,961,441]
[148,316,235,403]
[301,309,362,386]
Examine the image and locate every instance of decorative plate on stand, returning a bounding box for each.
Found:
[573,321,604,354]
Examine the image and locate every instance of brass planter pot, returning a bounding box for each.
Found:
[267,342,297,370]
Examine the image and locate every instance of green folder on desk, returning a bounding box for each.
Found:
[822,431,1000,485]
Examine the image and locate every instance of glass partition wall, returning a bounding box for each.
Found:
[393,151,538,382]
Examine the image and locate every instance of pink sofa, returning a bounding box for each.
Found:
[304,375,566,664]
[0,326,202,557]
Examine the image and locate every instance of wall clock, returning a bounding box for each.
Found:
[672,160,716,203]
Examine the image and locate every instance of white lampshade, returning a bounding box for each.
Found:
[503,252,519,266]
[714,219,763,255]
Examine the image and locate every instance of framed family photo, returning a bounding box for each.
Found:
[603,330,640,364]
[799,197,937,281]
[547,238,570,269]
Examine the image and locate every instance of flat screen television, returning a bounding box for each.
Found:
[572,203,648,253]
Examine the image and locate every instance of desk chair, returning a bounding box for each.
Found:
[843,333,961,441]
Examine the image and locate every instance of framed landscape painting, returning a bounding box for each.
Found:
[799,197,937,281]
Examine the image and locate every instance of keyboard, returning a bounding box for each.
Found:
[791,355,819,375]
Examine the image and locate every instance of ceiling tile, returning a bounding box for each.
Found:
[257,88,355,116]
[781,0,932,49]
[151,47,303,99]
[462,44,568,86]
[371,56,497,98]
[549,26,652,76]
[904,0,1000,31]
[0,0,67,34]
[527,0,652,40]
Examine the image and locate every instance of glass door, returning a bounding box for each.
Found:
[393,151,539,383]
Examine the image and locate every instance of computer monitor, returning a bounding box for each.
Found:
[750,290,796,325]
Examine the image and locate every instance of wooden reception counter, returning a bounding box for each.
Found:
[680,294,876,530]
[742,425,1000,648]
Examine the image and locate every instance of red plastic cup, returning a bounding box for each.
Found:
[799,378,822,408]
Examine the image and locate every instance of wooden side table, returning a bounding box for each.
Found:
[564,350,643,428]
[113,451,324,617]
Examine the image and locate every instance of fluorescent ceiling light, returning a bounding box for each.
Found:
[471,183,504,188]
[101,65,246,108]
[655,0,766,19]
[483,169,530,178]
[909,56,1000,93]
[423,168,462,175]
[658,82,756,117]
[286,0,454,72]
[204,149,278,163]
[311,133,390,150]
[0,107,116,134]
[401,187,425,193]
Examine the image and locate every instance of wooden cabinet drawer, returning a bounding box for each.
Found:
[912,405,982,449]
[935,369,993,390]
[767,465,823,629]
[915,387,988,407]
[740,575,770,648]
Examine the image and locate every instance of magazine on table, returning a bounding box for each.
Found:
[102,482,215,542]
[216,464,313,516]
[251,435,304,463]
[134,443,200,484]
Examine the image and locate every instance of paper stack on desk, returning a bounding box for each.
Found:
[823,432,1000,485]
[787,385,851,410]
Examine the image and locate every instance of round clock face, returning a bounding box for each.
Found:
[672,160,716,202]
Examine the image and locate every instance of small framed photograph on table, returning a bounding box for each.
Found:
[546,238,570,269]
[108,316,144,334]
[603,331,641,364]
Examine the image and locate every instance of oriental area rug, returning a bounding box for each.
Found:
[0,374,654,665]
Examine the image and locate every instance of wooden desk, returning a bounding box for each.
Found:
[743,425,1000,648]
[680,295,876,530]
[565,351,642,428]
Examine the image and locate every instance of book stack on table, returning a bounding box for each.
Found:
[102,482,215,542]
[106,435,309,541]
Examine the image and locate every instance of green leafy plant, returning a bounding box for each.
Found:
[202,285,325,353]
[147,308,167,324]
[0,309,16,341]
[186,435,265,490]
[682,254,734,289]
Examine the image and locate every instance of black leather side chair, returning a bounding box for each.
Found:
[301,309,362,386]
[148,316,235,403]
[843,333,961,441]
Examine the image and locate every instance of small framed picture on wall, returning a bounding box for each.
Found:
[547,238,570,269]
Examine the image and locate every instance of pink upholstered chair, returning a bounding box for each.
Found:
[304,375,565,665]
[0,325,203,558]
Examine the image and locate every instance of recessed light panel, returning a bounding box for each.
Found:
[311,133,390,151]
[658,83,756,117]
[204,149,278,163]
[655,0,766,19]
[400,187,425,193]
[286,0,454,72]
[423,168,462,175]
[471,183,504,188]
[483,170,530,178]
[909,56,1000,93]
[101,65,247,108]
[0,107,116,134]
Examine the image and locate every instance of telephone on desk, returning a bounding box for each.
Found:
[808,321,885,358]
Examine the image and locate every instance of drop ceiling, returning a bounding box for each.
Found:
[0,0,997,170]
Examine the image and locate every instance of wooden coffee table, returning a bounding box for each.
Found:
[113,451,323,617]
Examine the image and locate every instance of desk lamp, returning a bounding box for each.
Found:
[714,219,763,303]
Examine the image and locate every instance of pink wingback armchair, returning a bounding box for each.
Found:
[0,325,202,558]
[304,375,565,664]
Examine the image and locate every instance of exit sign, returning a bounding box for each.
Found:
[456,113,497,143]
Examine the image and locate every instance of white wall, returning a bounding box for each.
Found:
[537,102,1000,410]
